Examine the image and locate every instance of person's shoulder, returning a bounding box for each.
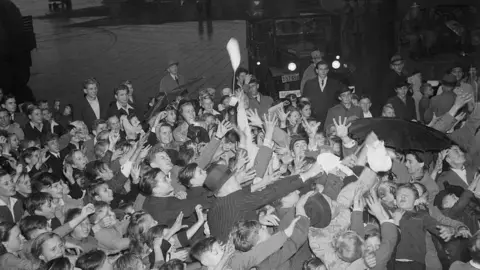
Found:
[449,261,470,269]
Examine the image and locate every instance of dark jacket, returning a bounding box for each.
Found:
[324,103,363,129]
[22,121,50,143]
[248,94,274,120]
[387,95,416,121]
[303,77,343,123]
[73,96,106,131]
[106,101,142,122]
[208,175,308,242]
[0,197,23,223]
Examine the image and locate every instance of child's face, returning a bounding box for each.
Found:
[72,151,88,170]
[205,116,215,127]
[15,175,32,195]
[47,139,60,153]
[72,217,92,239]
[314,133,326,147]
[64,106,72,115]
[130,116,140,127]
[40,236,65,262]
[42,182,64,199]
[288,111,301,125]
[0,174,16,197]
[99,165,114,181]
[396,187,416,210]
[9,135,19,149]
[365,235,381,252]
[153,171,174,196]
[37,200,57,219]
[96,207,117,227]
[26,151,40,165]
[42,110,52,121]
[443,194,459,209]
[352,98,359,106]
[95,184,114,203]
[332,142,341,156]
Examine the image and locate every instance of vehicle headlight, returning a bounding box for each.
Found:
[256,61,261,66]
[332,60,341,69]
[287,62,297,71]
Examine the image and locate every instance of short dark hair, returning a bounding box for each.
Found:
[138,168,162,196]
[92,119,107,132]
[1,94,15,104]
[82,78,99,89]
[64,208,82,224]
[85,180,109,204]
[114,84,129,96]
[315,61,329,70]
[45,257,72,270]
[76,249,107,270]
[178,163,198,188]
[18,215,48,240]
[31,172,61,193]
[24,192,53,216]
[44,133,58,144]
[190,237,218,261]
[231,220,262,252]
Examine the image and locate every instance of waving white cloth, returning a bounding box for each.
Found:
[366,140,392,172]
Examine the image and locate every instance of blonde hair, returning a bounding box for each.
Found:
[334,231,364,263]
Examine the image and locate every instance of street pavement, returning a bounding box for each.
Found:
[24,2,246,109]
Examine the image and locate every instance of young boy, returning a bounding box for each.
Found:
[24,192,62,230]
[90,201,130,254]
[418,83,434,123]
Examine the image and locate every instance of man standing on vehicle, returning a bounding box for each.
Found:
[300,50,324,94]
[159,60,186,95]
[303,61,344,126]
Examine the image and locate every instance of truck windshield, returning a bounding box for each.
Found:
[274,17,331,54]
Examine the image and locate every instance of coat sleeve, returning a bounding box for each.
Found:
[196,138,221,169]
[232,231,288,269]
[350,210,365,238]
[256,216,310,269]
[372,222,399,270]
[253,145,274,178]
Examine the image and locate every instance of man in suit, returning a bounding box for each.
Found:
[300,50,324,93]
[1,94,28,128]
[74,78,105,131]
[303,60,344,125]
[159,60,185,95]
[106,84,140,120]
[245,77,273,118]
[437,145,475,190]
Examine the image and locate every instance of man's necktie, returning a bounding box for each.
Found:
[321,80,325,88]
[174,76,179,85]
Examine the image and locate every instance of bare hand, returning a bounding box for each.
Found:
[284,216,300,237]
[437,225,455,242]
[174,190,187,200]
[246,109,264,127]
[259,212,280,227]
[215,119,233,139]
[333,116,351,139]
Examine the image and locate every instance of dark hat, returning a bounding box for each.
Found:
[204,164,235,193]
[289,135,308,151]
[394,80,409,89]
[166,60,179,70]
[433,182,464,209]
[336,86,353,99]
[433,190,450,210]
[305,193,332,228]
[390,55,404,64]
[442,74,457,87]
[187,125,210,144]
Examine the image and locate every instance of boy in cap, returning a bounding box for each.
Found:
[324,86,363,129]
[387,80,416,120]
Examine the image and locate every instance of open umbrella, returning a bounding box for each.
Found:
[348,117,453,152]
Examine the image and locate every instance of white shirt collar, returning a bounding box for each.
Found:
[363,111,372,118]
[0,197,18,221]
[30,121,43,130]
[116,102,133,111]
[451,167,468,185]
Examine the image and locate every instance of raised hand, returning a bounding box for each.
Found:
[216,119,233,139]
[276,107,290,123]
[284,216,300,237]
[167,212,188,239]
[130,164,141,184]
[437,225,455,242]
[246,109,263,127]
[263,113,278,139]
[195,205,206,223]
[302,118,321,138]
[333,116,351,139]
[454,92,473,108]
[81,203,95,217]
[259,211,280,227]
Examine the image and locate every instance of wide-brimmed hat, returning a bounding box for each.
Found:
[166,60,179,70]
[305,193,332,228]
[442,74,457,87]
[204,164,235,193]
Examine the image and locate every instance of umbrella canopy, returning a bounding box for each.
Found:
[348,117,453,152]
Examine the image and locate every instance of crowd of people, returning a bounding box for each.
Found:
[0,49,479,270]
